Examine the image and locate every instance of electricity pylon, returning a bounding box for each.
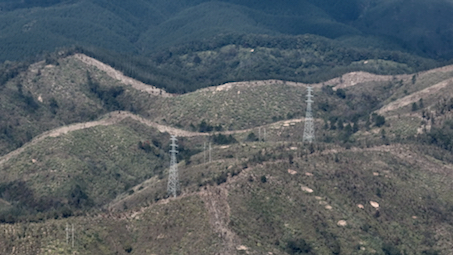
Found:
[65,223,75,248]
[167,135,179,198]
[72,224,74,248]
[209,142,212,163]
[303,86,315,143]
[259,127,266,142]
[66,223,69,245]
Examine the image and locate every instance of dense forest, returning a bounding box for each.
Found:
[72,33,438,93]
[0,0,452,96]
[0,31,440,95]
[1,0,453,62]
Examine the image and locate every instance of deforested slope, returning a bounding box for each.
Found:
[0,117,172,222]
[0,53,453,254]
[1,141,453,254]
[0,54,160,157]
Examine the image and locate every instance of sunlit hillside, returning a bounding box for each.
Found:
[0,54,453,254]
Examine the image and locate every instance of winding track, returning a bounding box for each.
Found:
[4,54,453,166]
[378,77,453,114]
[0,111,305,166]
[0,111,205,166]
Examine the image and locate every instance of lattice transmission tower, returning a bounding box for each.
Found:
[167,135,179,197]
[65,223,75,248]
[209,142,212,163]
[259,127,266,142]
[66,223,69,245]
[303,86,315,143]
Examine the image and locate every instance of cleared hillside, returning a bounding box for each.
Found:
[1,51,453,156]
[0,54,453,254]
[1,142,452,254]
[0,54,162,156]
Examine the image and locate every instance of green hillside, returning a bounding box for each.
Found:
[0,53,154,156]
[1,140,452,254]
[0,117,171,222]
[2,0,453,253]
[0,50,451,158]
[0,43,437,153]
[0,49,453,253]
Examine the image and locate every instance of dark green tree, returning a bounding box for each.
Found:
[246,132,258,142]
[412,102,418,111]
[374,115,386,127]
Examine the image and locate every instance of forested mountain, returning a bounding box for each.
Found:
[73,33,438,93]
[1,1,453,254]
[1,0,453,62]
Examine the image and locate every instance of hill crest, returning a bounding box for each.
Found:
[0,53,453,254]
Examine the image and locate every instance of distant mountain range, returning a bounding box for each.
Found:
[1,0,453,62]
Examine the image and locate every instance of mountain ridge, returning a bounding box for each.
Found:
[0,49,453,255]
[2,1,453,253]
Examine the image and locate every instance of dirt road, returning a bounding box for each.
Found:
[74,54,172,97]
[0,111,206,166]
[377,77,453,114]
[0,111,309,166]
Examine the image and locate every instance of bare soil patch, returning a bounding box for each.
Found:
[199,186,240,255]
